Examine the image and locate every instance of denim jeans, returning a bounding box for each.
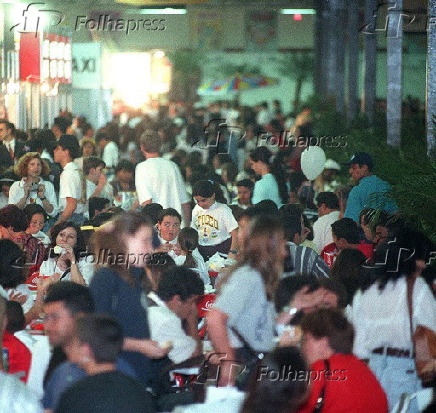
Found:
[369,352,422,412]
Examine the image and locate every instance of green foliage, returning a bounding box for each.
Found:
[213,63,262,78]
[304,95,436,242]
[167,50,205,74]
[274,52,314,82]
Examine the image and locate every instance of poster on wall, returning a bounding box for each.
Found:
[245,11,277,51]
[190,11,223,50]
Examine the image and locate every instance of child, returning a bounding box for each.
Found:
[191,180,238,261]
[175,227,210,286]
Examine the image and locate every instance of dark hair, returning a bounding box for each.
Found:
[330,249,369,305]
[281,211,302,242]
[6,300,25,333]
[331,218,359,244]
[241,347,308,413]
[156,267,204,302]
[318,278,348,309]
[44,281,95,314]
[89,197,110,220]
[0,204,28,232]
[49,221,86,261]
[23,204,48,224]
[236,179,254,191]
[114,159,135,175]
[76,315,123,363]
[0,240,26,288]
[53,116,70,133]
[249,147,289,204]
[83,156,106,176]
[192,180,214,198]
[316,192,339,210]
[92,212,114,227]
[221,162,238,183]
[157,207,181,224]
[95,132,111,143]
[178,227,199,269]
[300,308,354,354]
[274,275,319,313]
[141,203,164,225]
[363,241,417,291]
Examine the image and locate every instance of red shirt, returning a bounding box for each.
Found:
[2,331,31,383]
[298,354,388,413]
[320,241,373,267]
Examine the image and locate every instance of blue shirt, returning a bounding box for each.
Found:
[43,360,136,410]
[344,175,399,222]
[252,173,283,208]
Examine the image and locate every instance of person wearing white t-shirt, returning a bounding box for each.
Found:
[54,135,86,226]
[313,192,341,252]
[136,130,191,226]
[96,132,119,170]
[191,180,238,261]
[83,157,114,203]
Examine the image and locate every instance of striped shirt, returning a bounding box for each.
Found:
[283,242,330,278]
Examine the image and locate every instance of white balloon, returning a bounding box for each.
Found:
[301,146,327,180]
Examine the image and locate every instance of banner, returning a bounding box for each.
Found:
[246,11,277,51]
[190,11,223,49]
[72,43,101,89]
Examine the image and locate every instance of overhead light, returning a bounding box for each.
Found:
[280,9,316,15]
[154,50,165,58]
[127,8,187,15]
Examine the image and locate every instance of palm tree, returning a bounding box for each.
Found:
[275,52,314,111]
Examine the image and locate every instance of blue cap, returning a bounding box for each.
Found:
[343,152,374,169]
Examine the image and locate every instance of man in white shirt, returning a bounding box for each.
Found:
[96,132,119,171]
[136,130,191,226]
[313,192,341,252]
[54,135,86,225]
[147,267,204,364]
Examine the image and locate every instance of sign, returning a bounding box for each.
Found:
[72,43,101,89]
[42,33,72,83]
[19,33,41,82]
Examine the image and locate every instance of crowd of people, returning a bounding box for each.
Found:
[0,101,435,413]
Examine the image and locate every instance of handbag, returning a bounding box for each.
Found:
[406,277,436,384]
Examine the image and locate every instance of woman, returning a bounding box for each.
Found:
[23,204,51,247]
[0,205,45,270]
[8,152,57,218]
[74,137,96,170]
[39,222,93,286]
[207,215,286,388]
[349,242,436,411]
[0,239,52,323]
[89,212,169,391]
[249,147,289,208]
[191,180,238,261]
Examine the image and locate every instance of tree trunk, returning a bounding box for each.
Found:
[294,78,303,111]
[362,0,378,127]
[347,0,359,123]
[314,0,328,99]
[386,0,403,147]
[332,0,347,114]
[427,0,436,157]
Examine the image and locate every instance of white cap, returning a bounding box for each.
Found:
[324,159,341,171]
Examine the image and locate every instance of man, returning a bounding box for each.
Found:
[42,282,95,412]
[343,152,398,223]
[51,116,70,141]
[83,157,114,203]
[297,308,388,413]
[0,119,25,164]
[0,297,44,413]
[320,218,373,267]
[54,135,86,225]
[95,132,119,171]
[281,209,330,278]
[136,130,191,226]
[232,179,253,209]
[147,267,204,364]
[56,315,155,413]
[313,192,341,252]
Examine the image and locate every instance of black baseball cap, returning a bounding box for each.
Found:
[343,152,374,169]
